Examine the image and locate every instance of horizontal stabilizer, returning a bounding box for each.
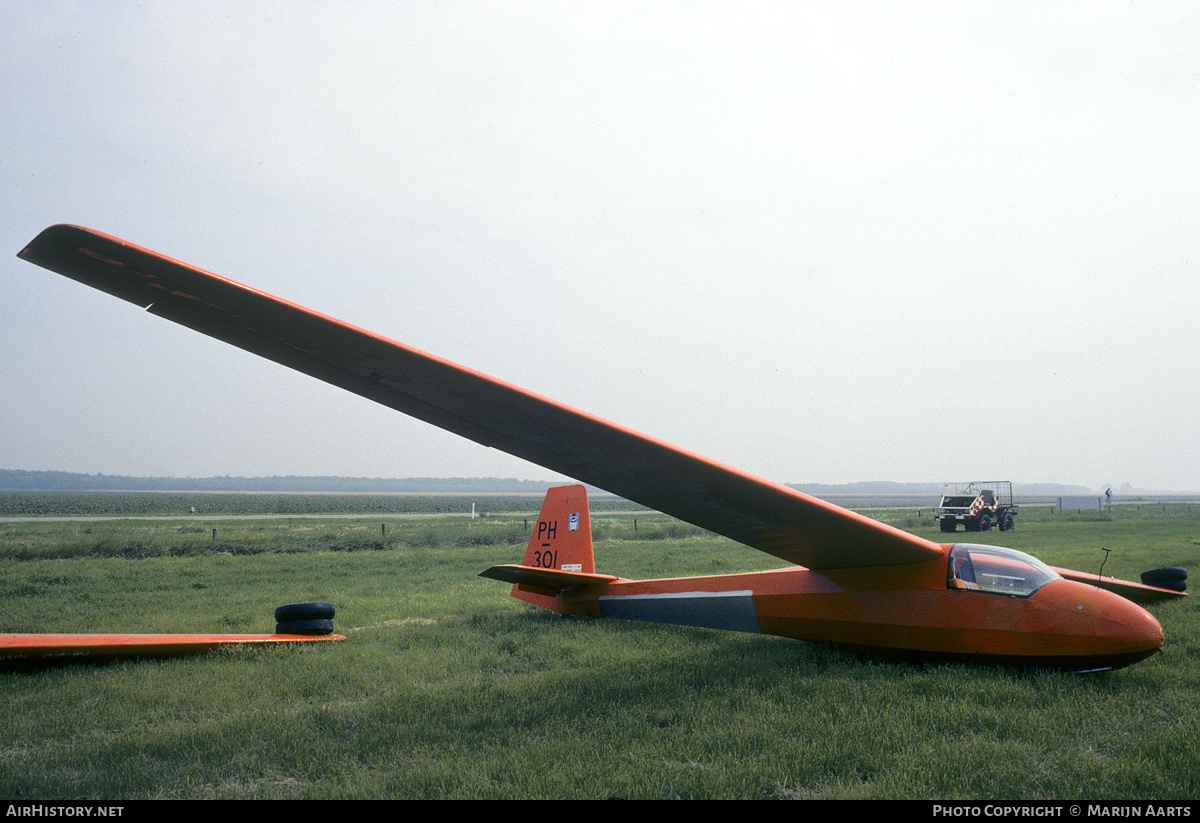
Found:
[480,564,619,593]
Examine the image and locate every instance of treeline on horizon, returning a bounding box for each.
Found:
[0,469,557,494]
[2,469,1095,496]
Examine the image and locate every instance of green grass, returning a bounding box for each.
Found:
[0,503,1196,799]
[0,511,699,562]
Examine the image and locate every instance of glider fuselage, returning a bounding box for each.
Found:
[555,562,1164,670]
[580,563,1161,671]
[488,486,1166,671]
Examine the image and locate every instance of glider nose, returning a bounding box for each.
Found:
[1043,579,1164,669]
[1118,594,1164,650]
[1092,586,1164,668]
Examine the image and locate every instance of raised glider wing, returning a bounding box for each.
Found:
[17,225,1186,670]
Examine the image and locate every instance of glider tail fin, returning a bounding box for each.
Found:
[479,484,618,612]
[508,484,596,611]
[521,483,595,574]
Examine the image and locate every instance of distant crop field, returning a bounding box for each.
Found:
[0,489,643,518]
[1,504,1196,799]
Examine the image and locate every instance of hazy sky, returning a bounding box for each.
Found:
[3,2,1198,491]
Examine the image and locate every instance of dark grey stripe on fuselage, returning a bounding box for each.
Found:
[598,590,762,634]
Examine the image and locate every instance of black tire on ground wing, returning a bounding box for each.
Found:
[1000,514,1014,532]
[1140,567,1188,585]
[1152,580,1187,593]
[275,619,335,636]
[275,602,336,621]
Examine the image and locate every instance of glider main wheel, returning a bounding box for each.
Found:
[274,602,335,621]
[275,619,335,636]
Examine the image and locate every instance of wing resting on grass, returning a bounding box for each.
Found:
[0,633,344,659]
[19,224,944,571]
[1051,568,1186,604]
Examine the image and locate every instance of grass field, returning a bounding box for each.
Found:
[1,499,1196,799]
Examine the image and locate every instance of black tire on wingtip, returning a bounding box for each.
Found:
[1140,567,1188,585]
[274,602,335,621]
[1147,580,1187,593]
[275,619,335,636]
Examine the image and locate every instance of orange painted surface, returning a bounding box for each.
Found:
[17,225,946,574]
[0,633,345,659]
[541,563,1164,670]
[487,491,1166,670]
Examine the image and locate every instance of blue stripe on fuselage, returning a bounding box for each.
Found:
[598,590,761,634]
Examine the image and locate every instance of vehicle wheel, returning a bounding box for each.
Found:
[275,619,335,636]
[275,602,335,621]
[940,520,956,533]
[977,515,991,532]
[1000,514,1014,532]
[1140,567,1187,585]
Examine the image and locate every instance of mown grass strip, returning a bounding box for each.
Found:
[0,507,1196,798]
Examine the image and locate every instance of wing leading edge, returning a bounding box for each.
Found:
[19,224,943,571]
[1052,567,1186,605]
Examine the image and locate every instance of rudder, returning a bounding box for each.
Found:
[521,484,595,574]
[479,484,617,612]
[508,484,596,611]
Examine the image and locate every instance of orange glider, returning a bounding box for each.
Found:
[485,485,1169,671]
[17,226,1186,670]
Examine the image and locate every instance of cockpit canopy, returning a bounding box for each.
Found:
[947,543,1059,597]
